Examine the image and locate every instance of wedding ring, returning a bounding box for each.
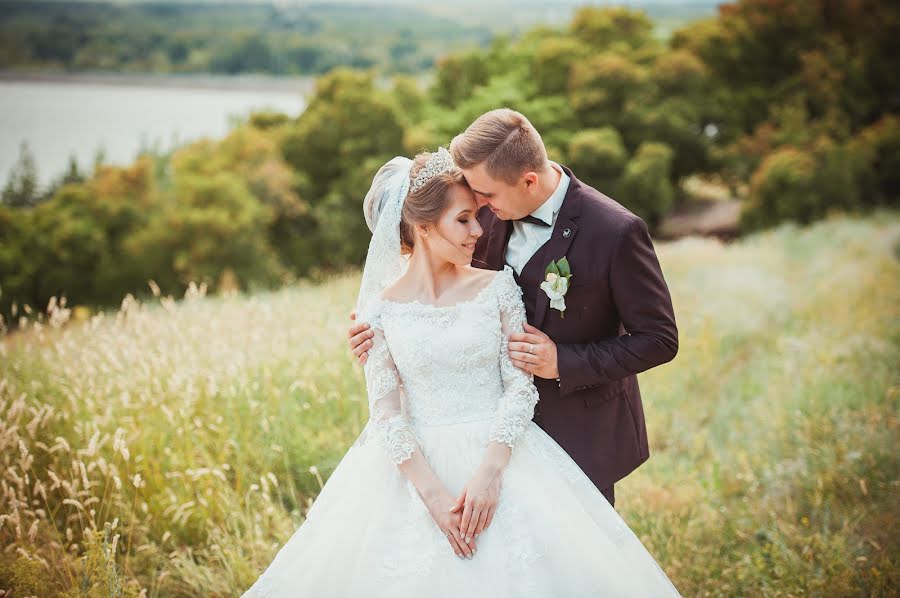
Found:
[529,344,535,354]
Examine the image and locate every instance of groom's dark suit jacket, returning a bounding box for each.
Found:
[472,165,678,492]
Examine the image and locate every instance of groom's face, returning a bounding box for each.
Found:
[460,163,535,221]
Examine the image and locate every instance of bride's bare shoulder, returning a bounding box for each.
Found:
[379,267,501,304]
[460,266,500,292]
[380,276,414,302]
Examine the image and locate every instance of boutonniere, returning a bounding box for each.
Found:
[541,257,572,318]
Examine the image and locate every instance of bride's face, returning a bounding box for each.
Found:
[419,184,483,265]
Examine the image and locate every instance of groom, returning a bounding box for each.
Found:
[350,109,678,508]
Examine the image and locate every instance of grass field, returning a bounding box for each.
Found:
[1,211,898,597]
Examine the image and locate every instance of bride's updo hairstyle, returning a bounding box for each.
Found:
[399,150,467,255]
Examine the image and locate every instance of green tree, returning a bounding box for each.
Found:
[1,141,40,208]
[851,114,900,207]
[570,6,655,52]
[25,157,160,306]
[210,33,281,74]
[742,147,820,230]
[0,206,37,320]
[40,154,87,203]
[531,37,591,97]
[567,128,627,193]
[651,49,708,98]
[129,171,283,294]
[391,75,427,126]
[569,53,649,132]
[430,50,491,109]
[281,69,406,269]
[632,97,711,183]
[616,142,675,229]
[170,125,310,279]
[672,0,899,141]
[811,136,863,215]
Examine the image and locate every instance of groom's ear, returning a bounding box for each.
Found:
[522,171,539,189]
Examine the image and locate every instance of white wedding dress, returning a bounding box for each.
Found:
[242,266,681,597]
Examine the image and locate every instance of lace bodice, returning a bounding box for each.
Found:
[362,265,539,465]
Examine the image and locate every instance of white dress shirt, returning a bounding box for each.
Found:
[505,162,571,275]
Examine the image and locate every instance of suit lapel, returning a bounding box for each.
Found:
[532,166,583,328]
[473,165,585,327]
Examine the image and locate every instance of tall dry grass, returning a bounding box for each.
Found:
[1,211,897,596]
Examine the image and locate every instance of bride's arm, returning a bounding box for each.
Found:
[452,268,540,542]
[364,319,475,558]
[488,269,541,455]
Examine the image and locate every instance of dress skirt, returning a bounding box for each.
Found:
[241,416,681,597]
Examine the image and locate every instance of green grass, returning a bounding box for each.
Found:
[1,211,898,596]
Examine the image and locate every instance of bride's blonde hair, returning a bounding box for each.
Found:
[399,151,467,255]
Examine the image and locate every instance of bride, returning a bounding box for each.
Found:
[241,148,681,597]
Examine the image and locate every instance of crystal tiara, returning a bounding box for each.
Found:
[409,146,456,194]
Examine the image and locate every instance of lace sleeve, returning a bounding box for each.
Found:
[363,311,420,466]
[489,266,540,450]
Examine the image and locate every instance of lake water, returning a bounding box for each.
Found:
[0,74,310,191]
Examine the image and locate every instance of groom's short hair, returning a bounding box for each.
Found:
[450,108,548,185]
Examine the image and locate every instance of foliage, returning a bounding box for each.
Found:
[1,142,40,208]
[431,50,492,109]
[131,171,285,293]
[281,69,407,269]
[0,1,493,77]
[742,147,821,230]
[570,52,650,132]
[571,6,656,52]
[531,36,591,97]
[617,142,676,228]
[1,0,898,318]
[851,114,900,207]
[566,128,628,193]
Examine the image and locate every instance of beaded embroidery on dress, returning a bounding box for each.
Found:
[241,266,682,597]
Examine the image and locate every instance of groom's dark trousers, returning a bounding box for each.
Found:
[472,165,678,508]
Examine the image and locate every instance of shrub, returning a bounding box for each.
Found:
[742,147,819,230]
[851,114,900,207]
[616,141,675,228]
[567,127,628,193]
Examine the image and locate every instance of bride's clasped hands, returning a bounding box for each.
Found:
[449,442,511,547]
[422,441,511,560]
[420,482,475,559]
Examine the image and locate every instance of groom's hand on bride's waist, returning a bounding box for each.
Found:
[348,311,374,366]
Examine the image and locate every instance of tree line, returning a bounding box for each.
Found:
[0,1,492,76]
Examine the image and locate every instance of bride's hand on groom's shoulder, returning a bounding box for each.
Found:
[347,311,373,365]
